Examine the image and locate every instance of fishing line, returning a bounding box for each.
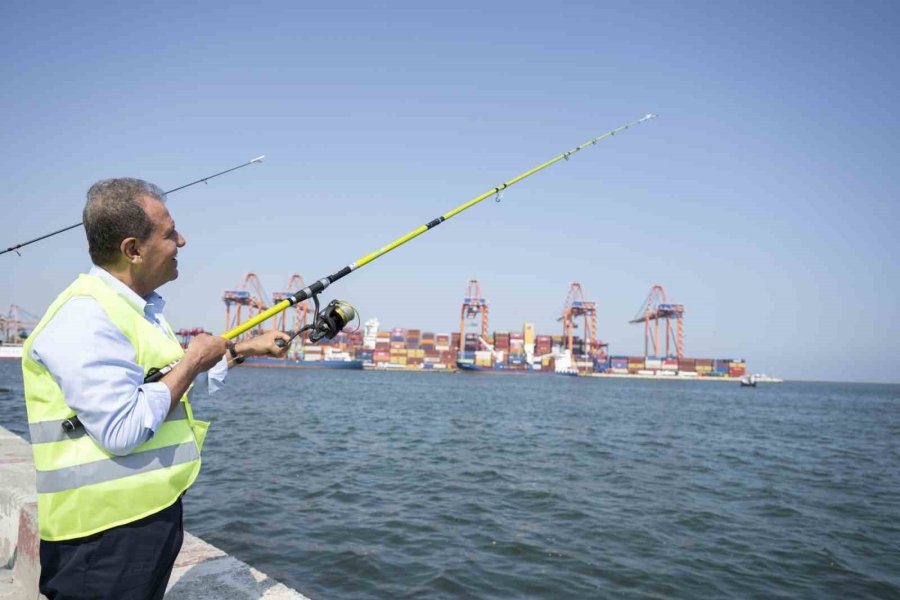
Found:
[2,156,265,256]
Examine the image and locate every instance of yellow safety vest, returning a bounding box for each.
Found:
[22,274,209,542]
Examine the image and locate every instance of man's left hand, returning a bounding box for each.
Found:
[236,330,292,357]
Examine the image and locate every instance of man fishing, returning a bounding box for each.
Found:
[22,178,290,599]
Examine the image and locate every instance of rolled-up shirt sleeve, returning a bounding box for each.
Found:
[30,297,172,456]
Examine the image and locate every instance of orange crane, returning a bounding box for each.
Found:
[459,279,489,353]
[629,284,684,359]
[272,274,310,335]
[560,283,606,364]
[223,273,270,340]
[2,304,40,343]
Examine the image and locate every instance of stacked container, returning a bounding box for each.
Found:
[464,332,479,352]
[628,356,645,373]
[421,332,435,352]
[571,336,584,356]
[302,345,323,361]
[405,329,420,350]
[508,353,527,370]
[728,359,746,378]
[535,335,552,356]
[610,356,629,373]
[493,332,510,352]
[695,359,713,375]
[508,332,525,367]
[435,333,451,351]
[407,347,425,368]
[714,359,732,376]
[390,347,407,366]
[678,358,696,372]
[475,350,492,367]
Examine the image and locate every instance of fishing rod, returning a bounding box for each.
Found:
[139,113,658,384]
[1,155,266,257]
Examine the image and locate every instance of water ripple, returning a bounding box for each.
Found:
[2,364,900,598]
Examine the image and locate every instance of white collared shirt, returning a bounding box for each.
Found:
[29,266,227,455]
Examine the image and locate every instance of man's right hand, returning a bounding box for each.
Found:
[184,334,229,372]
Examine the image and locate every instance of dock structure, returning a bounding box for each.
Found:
[0,426,310,600]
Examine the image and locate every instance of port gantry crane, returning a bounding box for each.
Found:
[272,274,310,338]
[559,283,607,370]
[175,328,210,349]
[223,273,271,341]
[459,279,489,354]
[629,284,684,359]
[1,304,40,344]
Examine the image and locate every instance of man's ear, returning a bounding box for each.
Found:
[120,237,142,264]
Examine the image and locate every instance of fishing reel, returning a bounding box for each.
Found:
[308,299,357,343]
[276,296,358,348]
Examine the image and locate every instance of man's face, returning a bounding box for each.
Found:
[137,196,185,292]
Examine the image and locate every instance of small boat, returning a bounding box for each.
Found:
[739,375,757,387]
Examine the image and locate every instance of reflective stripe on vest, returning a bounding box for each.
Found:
[22,273,207,541]
[36,441,200,494]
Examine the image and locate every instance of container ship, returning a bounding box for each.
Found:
[365,322,457,371]
[0,343,24,360]
[243,347,363,370]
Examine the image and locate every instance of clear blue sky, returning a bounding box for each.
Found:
[2,1,898,382]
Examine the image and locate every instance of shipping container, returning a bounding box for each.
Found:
[524,323,535,346]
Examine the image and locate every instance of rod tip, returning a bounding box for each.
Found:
[251,155,265,163]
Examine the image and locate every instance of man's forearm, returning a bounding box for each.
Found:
[160,354,209,411]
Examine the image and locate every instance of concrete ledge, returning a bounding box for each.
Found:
[0,426,310,600]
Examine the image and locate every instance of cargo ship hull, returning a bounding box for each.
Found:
[243,357,364,369]
[456,361,534,374]
[0,345,24,360]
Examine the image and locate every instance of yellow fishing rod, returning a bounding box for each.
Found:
[143,114,657,383]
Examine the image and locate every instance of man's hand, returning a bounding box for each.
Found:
[184,334,230,372]
[236,330,292,358]
[161,334,229,408]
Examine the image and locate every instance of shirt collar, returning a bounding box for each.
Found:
[88,266,166,315]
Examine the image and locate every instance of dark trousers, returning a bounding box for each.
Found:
[39,497,184,600]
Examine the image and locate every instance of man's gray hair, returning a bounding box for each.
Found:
[83,178,166,266]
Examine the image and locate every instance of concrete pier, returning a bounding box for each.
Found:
[0,426,311,600]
